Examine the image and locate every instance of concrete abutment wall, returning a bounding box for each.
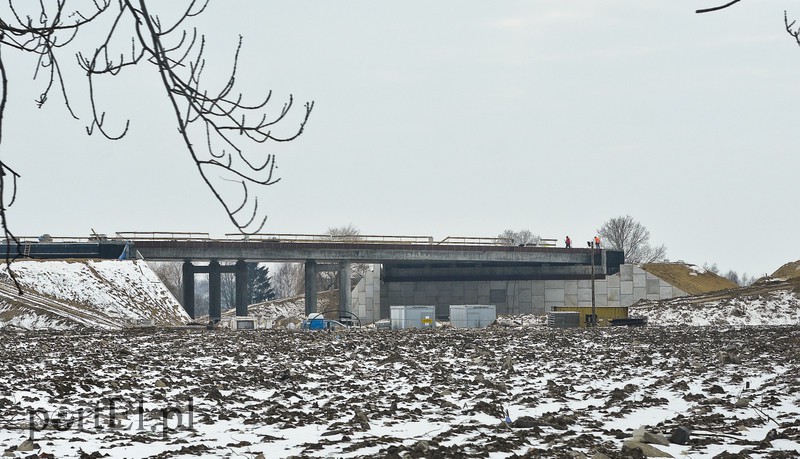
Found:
[349,264,688,325]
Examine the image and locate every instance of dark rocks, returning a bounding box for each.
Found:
[379,353,403,366]
[708,384,726,394]
[511,416,541,429]
[351,408,370,431]
[1,325,799,458]
[622,440,674,458]
[502,356,515,373]
[668,426,691,445]
[718,350,741,365]
[206,387,224,400]
[15,441,38,452]
[468,400,505,418]
[631,426,670,446]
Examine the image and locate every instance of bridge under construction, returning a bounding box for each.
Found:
[5,232,624,324]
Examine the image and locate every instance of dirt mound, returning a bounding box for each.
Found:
[202,290,341,327]
[243,289,340,317]
[641,263,737,295]
[772,260,800,279]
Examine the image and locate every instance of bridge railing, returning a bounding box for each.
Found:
[115,232,211,240]
[9,235,107,243]
[464,237,560,247]
[224,233,435,245]
[12,232,563,248]
[436,236,513,246]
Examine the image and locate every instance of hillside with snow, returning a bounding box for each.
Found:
[0,260,189,330]
[630,276,800,326]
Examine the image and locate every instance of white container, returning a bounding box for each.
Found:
[390,305,436,329]
[449,304,496,328]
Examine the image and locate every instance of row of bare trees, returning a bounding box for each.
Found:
[498,216,666,264]
[702,262,756,286]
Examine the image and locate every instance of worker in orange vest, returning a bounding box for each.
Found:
[594,236,601,248]
[565,236,571,248]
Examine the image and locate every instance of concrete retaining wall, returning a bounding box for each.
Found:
[378,264,687,319]
[351,264,381,325]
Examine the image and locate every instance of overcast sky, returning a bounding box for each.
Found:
[2,1,799,277]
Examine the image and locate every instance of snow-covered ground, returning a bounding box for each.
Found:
[631,279,800,327]
[0,260,189,330]
[1,326,799,458]
[1,261,799,457]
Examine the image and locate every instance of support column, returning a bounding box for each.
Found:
[235,260,248,317]
[338,261,352,318]
[182,261,195,319]
[590,245,596,328]
[304,260,317,316]
[209,260,221,322]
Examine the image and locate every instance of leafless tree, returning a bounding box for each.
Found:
[724,269,741,285]
[148,261,182,303]
[0,1,314,292]
[272,262,304,299]
[721,268,754,286]
[327,224,361,241]
[597,215,666,264]
[193,275,209,317]
[271,226,368,296]
[321,224,368,290]
[220,270,236,311]
[498,229,540,246]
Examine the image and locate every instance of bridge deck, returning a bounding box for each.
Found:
[132,239,604,265]
[5,233,621,273]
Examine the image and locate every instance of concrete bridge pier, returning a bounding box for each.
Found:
[339,261,352,318]
[182,261,195,318]
[304,260,317,316]
[180,259,249,321]
[208,260,221,322]
[235,260,248,317]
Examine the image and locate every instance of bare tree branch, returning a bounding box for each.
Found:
[785,11,800,47]
[0,48,23,294]
[0,0,315,251]
[696,0,743,14]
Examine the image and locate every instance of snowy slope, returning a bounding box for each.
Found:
[630,278,800,326]
[0,260,189,330]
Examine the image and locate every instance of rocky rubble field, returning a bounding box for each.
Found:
[1,325,799,458]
